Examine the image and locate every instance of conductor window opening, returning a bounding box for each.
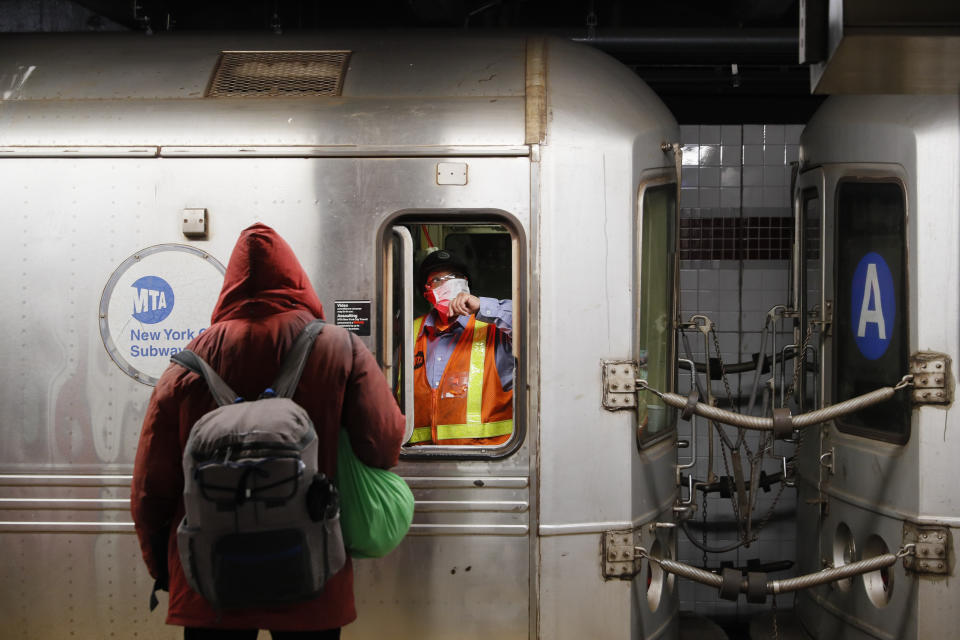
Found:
[387,219,519,456]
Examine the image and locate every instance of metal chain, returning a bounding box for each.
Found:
[787,320,820,451]
[683,325,737,452]
[682,322,745,541]
[701,490,708,569]
[711,326,737,416]
[783,318,817,487]
[716,435,745,539]
[786,320,815,401]
[709,324,751,539]
[683,318,796,554]
[745,432,773,539]
[750,478,787,538]
[771,594,780,640]
[710,325,757,473]
[712,416,738,451]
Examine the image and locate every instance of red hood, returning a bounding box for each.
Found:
[211,223,325,323]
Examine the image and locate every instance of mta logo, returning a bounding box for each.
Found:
[131,276,175,324]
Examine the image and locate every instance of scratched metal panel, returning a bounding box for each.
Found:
[0,97,527,149]
[0,32,526,149]
[0,154,530,638]
[793,495,936,640]
[351,475,530,640]
[0,32,525,100]
[534,39,680,639]
[0,530,178,639]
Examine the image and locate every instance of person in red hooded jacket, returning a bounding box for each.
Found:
[131,223,405,639]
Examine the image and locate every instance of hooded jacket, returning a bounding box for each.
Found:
[131,223,405,630]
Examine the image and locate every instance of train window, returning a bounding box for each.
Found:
[833,181,909,442]
[637,183,678,442]
[803,194,822,332]
[791,188,821,412]
[387,220,518,456]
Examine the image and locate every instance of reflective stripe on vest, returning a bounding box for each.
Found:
[408,425,432,444]
[436,418,513,441]
[411,315,513,443]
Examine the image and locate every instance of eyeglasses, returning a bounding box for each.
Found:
[424,273,465,289]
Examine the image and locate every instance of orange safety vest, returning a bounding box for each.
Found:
[410,315,513,446]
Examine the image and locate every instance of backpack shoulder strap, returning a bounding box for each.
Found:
[170,350,240,407]
[271,319,326,399]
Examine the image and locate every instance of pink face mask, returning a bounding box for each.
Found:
[425,278,470,318]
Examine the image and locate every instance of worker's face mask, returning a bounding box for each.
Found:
[426,278,470,319]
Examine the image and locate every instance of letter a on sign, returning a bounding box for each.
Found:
[857,263,886,340]
[851,252,895,360]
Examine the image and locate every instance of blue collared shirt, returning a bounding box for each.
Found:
[421,297,513,390]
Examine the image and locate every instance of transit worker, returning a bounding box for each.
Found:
[410,248,514,446]
[131,223,405,639]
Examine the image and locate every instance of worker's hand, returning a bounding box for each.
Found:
[448,292,481,318]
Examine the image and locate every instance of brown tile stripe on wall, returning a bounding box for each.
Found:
[679,216,810,261]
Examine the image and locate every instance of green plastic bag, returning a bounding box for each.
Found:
[335,429,414,558]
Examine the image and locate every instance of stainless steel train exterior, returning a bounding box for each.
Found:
[0,33,681,639]
[793,94,960,639]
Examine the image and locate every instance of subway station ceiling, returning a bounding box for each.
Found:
[3,0,822,123]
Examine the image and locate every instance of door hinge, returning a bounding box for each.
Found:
[602,361,638,411]
[902,523,951,575]
[602,530,641,579]
[822,300,833,326]
[910,352,952,405]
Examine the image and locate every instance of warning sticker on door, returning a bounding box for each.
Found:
[335,300,371,336]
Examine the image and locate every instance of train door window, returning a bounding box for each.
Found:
[833,181,909,442]
[793,188,822,412]
[385,219,519,456]
[637,183,678,442]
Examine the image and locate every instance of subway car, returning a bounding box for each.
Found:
[791,94,960,639]
[0,32,681,639]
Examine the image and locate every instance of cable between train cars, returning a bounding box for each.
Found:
[634,544,917,604]
[637,374,915,439]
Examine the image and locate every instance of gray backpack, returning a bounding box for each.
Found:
[170,319,346,610]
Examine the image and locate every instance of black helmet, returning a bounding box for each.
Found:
[417,249,471,288]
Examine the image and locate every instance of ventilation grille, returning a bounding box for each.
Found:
[207,51,351,98]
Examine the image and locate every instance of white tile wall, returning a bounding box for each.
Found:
[676,124,803,619]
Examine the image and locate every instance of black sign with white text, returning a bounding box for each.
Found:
[334,300,371,336]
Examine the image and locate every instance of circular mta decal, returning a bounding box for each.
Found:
[100,245,225,385]
[851,251,896,361]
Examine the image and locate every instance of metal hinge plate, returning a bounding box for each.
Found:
[910,352,952,405]
[819,300,834,331]
[602,530,641,579]
[602,361,638,411]
[903,523,951,575]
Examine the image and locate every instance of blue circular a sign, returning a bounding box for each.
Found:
[850,252,895,360]
[131,275,175,324]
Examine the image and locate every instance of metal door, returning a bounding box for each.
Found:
[354,208,531,639]
[795,165,914,639]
